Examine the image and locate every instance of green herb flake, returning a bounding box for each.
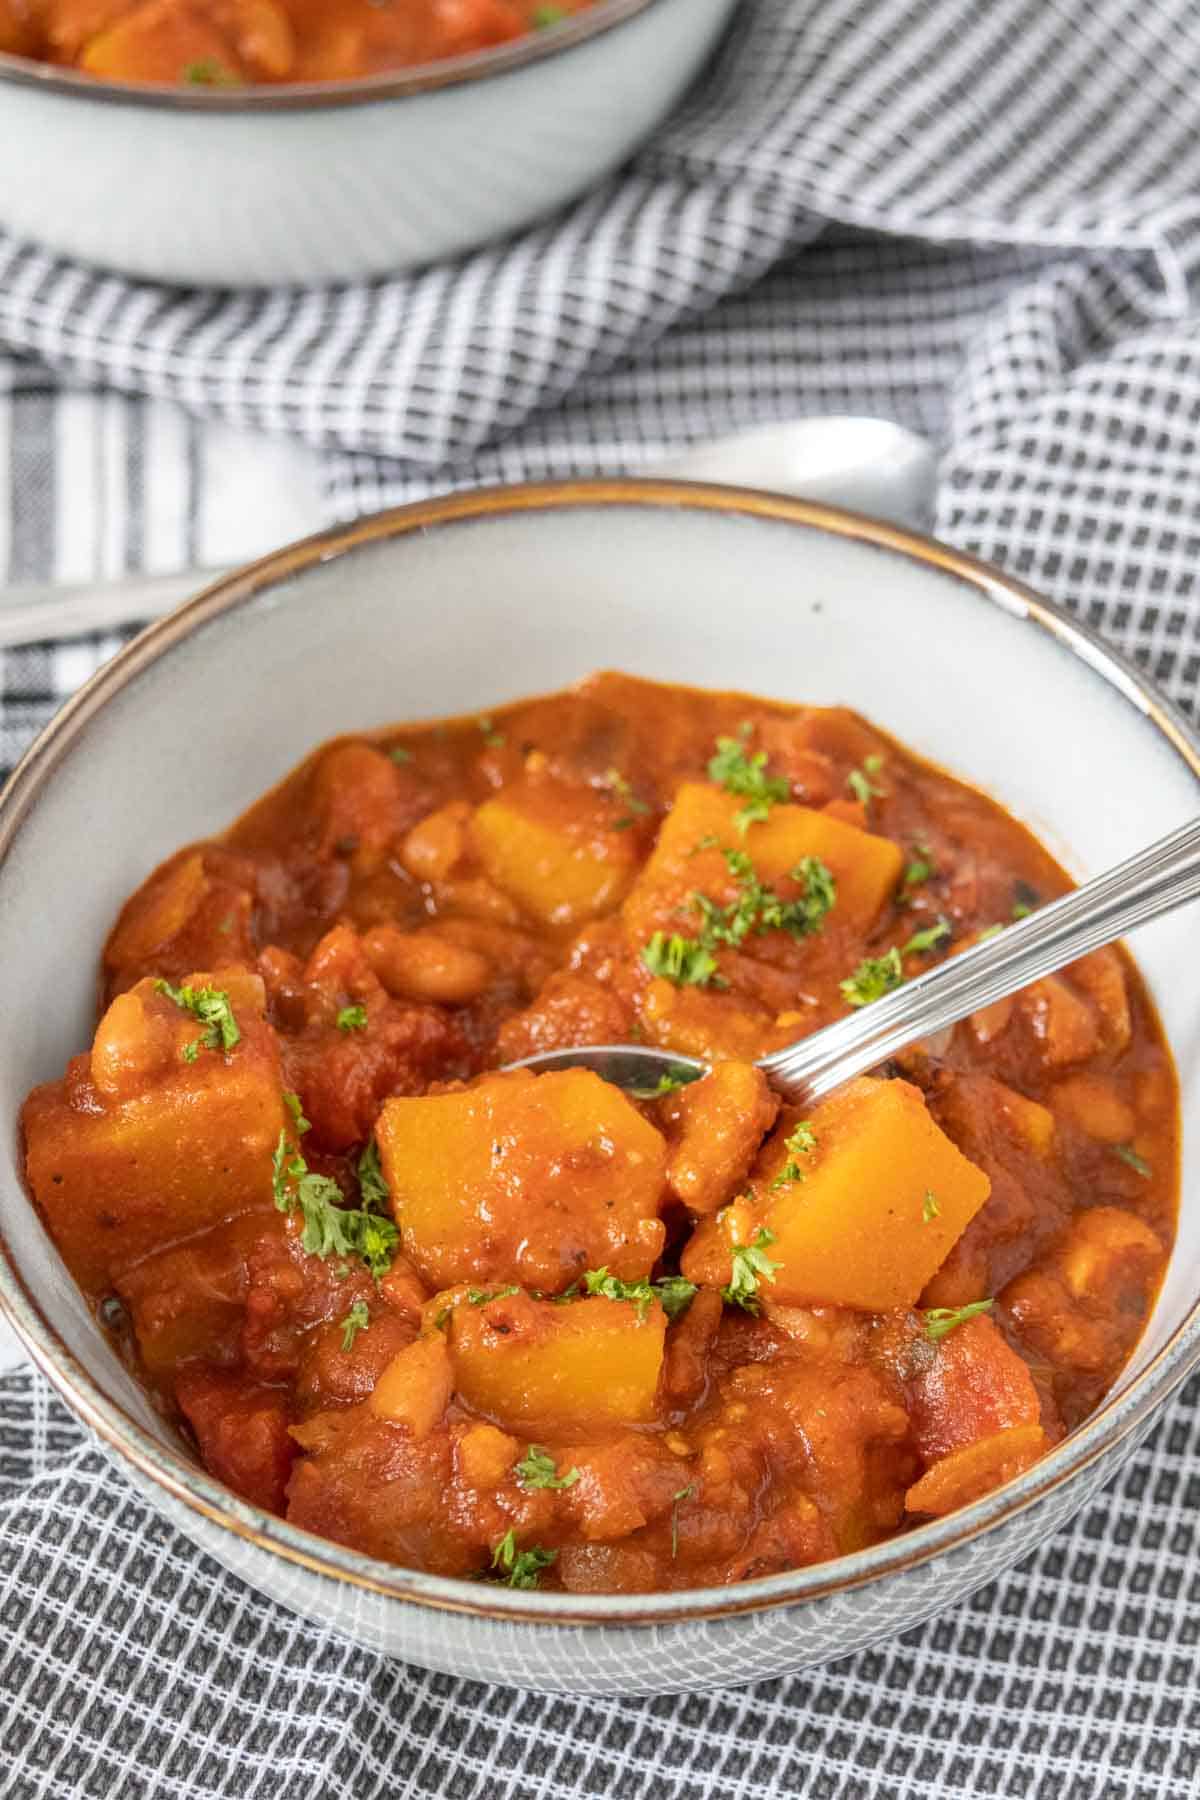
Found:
[923,1298,994,1341]
[640,931,722,989]
[1013,880,1039,917]
[671,1483,695,1559]
[581,1268,696,1322]
[339,1298,371,1352]
[901,918,952,957]
[707,733,790,833]
[1114,1143,1152,1179]
[532,3,566,24]
[467,1285,521,1305]
[721,1228,780,1314]
[273,1130,399,1280]
[922,1189,940,1224]
[284,1091,311,1135]
[389,746,414,765]
[840,946,904,1008]
[181,57,241,85]
[490,1529,556,1589]
[154,979,241,1059]
[902,846,935,892]
[514,1445,581,1491]
[606,769,650,817]
[846,753,886,808]
[478,714,506,748]
[691,852,836,952]
[336,1004,368,1033]
[628,1065,703,1101]
[357,1139,389,1211]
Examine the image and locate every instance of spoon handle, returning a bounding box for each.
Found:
[762,814,1200,1106]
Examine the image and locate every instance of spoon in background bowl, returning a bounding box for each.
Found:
[511,813,1200,1103]
[0,417,937,649]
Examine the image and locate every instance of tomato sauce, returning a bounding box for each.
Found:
[21,673,1178,1594]
[0,0,595,84]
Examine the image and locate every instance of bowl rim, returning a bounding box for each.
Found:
[2,476,1198,1630]
[0,0,674,113]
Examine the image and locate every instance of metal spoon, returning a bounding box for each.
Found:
[0,417,936,649]
[512,814,1200,1104]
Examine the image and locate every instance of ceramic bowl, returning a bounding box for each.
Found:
[1,481,1198,1696]
[0,0,737,287]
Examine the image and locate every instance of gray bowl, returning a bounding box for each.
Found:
[1,482,1197,1694]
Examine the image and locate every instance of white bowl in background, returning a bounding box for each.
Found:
[1,481,1198,1694]
[0,0,738,287]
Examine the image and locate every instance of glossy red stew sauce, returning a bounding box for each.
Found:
[22,674,1177,1594]
[0,0,593,84]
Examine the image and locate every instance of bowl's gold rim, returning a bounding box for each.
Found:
[2,475,1199,1632]
[0,0,676,113]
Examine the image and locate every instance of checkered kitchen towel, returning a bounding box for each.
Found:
[5,0,1200,1794]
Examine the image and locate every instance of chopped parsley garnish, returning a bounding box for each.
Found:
[336,1004,368,1033]
[273,1132,398,1280]
[154,979,241,1061]
[691,850,837,957]
[840,919,950,1007]
[389,746,414,764]
[628,1066,703,1101]
[671,1483,695,1558]
[707,732,789,832]
[582,1268,697,1321]
[514,1446,580,1491]
[641,931,721,988]
[770,1120,818,1188]
[721,1228,779,1313]
[605,769,650,822]
[922,1190,940,1224]
[339,1298,371,1352]
[1114,1143,1152,1179]
[840,947,904,1007]
[846,753,886,807]
[357,1139,389,1211]
[901,918,952,957]
[902,846,935,892]
[923,1298,994,1341]
[284,1091,311,1135]
[182,57,240,85]
[1013,880,1039,918]
[467,1285,521,1305]
[533,3,566,24]
[490,1530,556,1589]
[478,714,506,748]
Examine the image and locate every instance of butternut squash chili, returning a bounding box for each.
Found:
[0,0,594,83]
[22,673,1177,1594]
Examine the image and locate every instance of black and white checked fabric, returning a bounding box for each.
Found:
[4,0,1200,1793]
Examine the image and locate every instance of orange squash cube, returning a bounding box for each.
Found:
[623,783,903,945]
[368,1334,453,1439]
[682,1077,990,1310]
[375,1068,667,1294]
[448,1291,667,1436]
[470,778,639,929]
[23,970,287,1294]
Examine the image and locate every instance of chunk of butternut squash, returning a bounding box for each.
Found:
[681,1077,990,1310]
[470,778,639,929]
[368,1333,453,1439]
[23,970,287,1293]
[905,1423,1047,1516]
[448,1291,667,1435]
[623,783,903,945]
[375,1068,667,1293]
